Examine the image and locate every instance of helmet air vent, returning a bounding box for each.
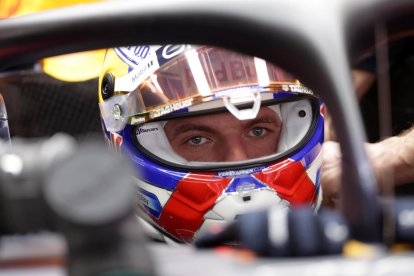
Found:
[101,73,115,100]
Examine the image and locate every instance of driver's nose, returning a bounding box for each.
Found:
[223,139,249,162]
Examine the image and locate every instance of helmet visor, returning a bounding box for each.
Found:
[99,46,314,131]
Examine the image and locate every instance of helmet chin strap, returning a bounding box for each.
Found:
[222,89,261,120]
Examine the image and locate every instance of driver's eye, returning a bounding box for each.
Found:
[189,136,205,145]
[250,127,265,137]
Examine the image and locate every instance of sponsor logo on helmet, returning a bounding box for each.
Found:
[130,116,146,125]
[137,188,163,219]
[116,44,191,68]
[115,45,153,66]
[137,192,149,206]
[161,45,187,59]
[114,45,193,93]
[218,166,266,177]
[136,126,159,136]
[282,84,313,95]
[150,98,194,118]
[213,86,260,100]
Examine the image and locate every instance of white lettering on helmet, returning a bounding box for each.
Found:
[130,116,146,125]
[162,45,187,59]
[150,98,194,119]
[288,85,313,95]
[218,166,266,177]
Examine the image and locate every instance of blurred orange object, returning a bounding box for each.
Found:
[0,0,106,82]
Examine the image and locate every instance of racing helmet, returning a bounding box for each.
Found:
[98,45,324,243]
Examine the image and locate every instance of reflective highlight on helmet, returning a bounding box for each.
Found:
[99,45,313,132]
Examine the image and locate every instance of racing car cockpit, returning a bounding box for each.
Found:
[0,0,413,275]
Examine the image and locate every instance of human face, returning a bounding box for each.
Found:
[164,107,282,162]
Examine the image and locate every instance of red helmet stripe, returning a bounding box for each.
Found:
[157,172,231,242]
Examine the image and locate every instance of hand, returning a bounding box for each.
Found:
[321,140,391,209]
[320,141,342,209]
[321,128,414,209]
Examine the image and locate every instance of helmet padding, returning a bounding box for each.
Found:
[277,99,313,153]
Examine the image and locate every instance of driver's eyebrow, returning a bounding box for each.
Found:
[244,116,279,128]
[239,112,282,131]
[166,124,217,140]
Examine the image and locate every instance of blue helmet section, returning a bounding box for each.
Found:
[121,124,186,191]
